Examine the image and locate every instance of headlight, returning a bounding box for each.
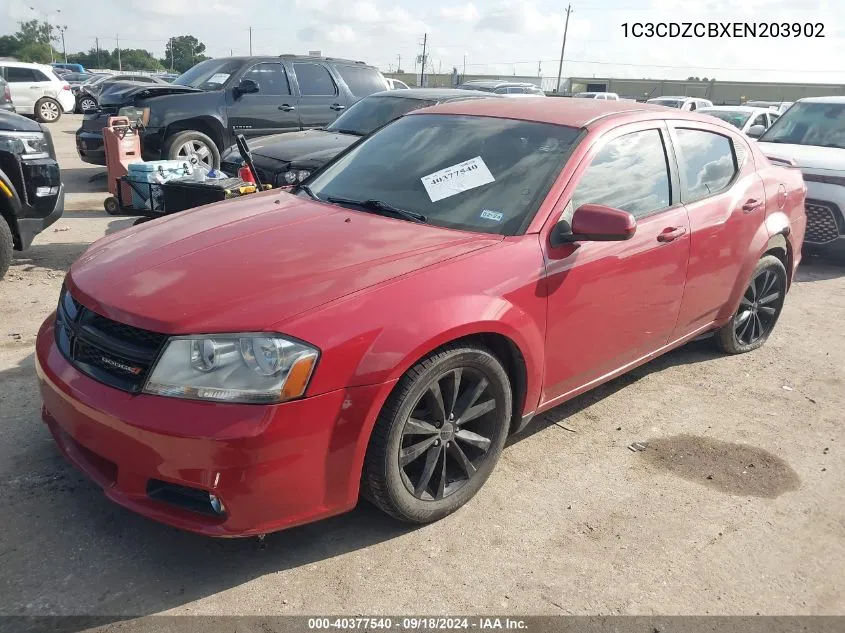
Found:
[117,106,151,125]
[282,169,312,184]
[143,333,319,404]
[0,131,50,159]
[297,169,311,182]
[283,170,299,184]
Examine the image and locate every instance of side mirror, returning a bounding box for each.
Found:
[550,203,637,247]
[235,78,259,97]
[747,124,766,138]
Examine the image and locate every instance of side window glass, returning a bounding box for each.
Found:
[33,70,51,82]
[570,129,671,220]
[336,65,387,97]
[688,101,697,111]
[242,63,291,96]
[752,114,767,127]
[7,67,36,82]
[293,63,337,96]
[675,128,738,202]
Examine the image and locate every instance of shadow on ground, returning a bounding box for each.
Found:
[61,167,108,195]
[9,242,92,275]
[795,255,844,282]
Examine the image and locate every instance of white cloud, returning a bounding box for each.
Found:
[439,3,479,23]
[130,0,238,16]
[476,1,570,35]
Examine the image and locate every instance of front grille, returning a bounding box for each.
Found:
[805,201,842,244]
[55,289,168,392]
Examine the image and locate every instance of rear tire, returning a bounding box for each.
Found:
[0,216,13,281]
[715,255,787,354]
[34,97,62,123]
[78,96,97,112]
[164,130,220,170]
[362,343,512,524]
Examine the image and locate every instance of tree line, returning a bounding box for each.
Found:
[0,21,209,74]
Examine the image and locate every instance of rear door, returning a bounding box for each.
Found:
[227,62,300,138]
[2,66,40,112]
[290,61,348,129]
[668,123,766,338]
[541,122,690,402]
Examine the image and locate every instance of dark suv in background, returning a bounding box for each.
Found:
[0,109,64,280]
[76,55,389,169]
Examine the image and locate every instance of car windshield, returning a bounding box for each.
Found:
[173,59,241,90]
[758,101,845,149]
[326,95,436,136]
[306,114,582,235]
[700,109,752,129]
[648,99,683,108]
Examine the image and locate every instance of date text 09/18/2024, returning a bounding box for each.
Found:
[307,618,528,630]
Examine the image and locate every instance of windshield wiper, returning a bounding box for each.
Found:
[326,196,427,223]
[328,128,365,136]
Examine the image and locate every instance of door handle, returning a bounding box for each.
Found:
[330,103,346,111]
[742,198,764,213]
[278,104,296,112]
[657,226,687,243]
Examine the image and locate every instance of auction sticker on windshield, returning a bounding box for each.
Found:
[421,157,495,202]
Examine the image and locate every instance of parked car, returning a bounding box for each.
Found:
[573,92,619,100]
[52,62,86,74]
[385,78,411,90]
[457,80,546,96]
[747,100,793,115]
[77,73,169,112]
[220,88,500,185]
[38,98,805,536]
[76,56,389,169]
[646,96,713,111]
[698,106,778,137]
[0,61,74,122]
[0,76,15,113]
[0,109,64,280]
[757,96,845,258]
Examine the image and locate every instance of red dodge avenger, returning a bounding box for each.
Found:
[36,98,806,536]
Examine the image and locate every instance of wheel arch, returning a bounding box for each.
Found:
[163,116,226,151]
[0,168,22,249]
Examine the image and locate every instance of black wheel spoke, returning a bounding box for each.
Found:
[458,399,496,425]
[748,277,758,300]
[734,265,785,346]
[404,418,438,436]
[415,445,442,496]
[443,369,461,419]
[759,305,776,315]
[758,291,780,305]
[740,296,753,308]
[425,382,447,424]
[448,441,476,477]
[735,310,752,327]
[737,312,754,342]
[455,428,492,451]
[435,449,447,500]
[453,377,488,420]
[400,436,438,466]
[761,271,776,296]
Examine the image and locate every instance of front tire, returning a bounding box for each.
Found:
[78,96,97,112]
[35,97,62,123]
[0,215,13,281]
[164,130,220,170]
[715,255,787,354]
[363,344,512,524]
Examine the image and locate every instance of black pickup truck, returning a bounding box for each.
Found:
[0,109,64,280]
[76,55,389,169]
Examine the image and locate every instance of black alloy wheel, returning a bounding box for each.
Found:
[399,367,498,501]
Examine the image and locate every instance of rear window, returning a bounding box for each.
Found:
[5,67,38,82]
[336,65,387,97]
[307,114,582,235]
[700,110,751,129]
[293,63,337,96]
[675,128,737,201]
[649,99,683,108]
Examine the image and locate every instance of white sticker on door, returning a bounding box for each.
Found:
[420,156,495,203]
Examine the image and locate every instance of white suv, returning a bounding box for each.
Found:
[0,61,75,123]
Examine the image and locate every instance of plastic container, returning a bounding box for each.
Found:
[161,178,258,213]
[127,160,192,209]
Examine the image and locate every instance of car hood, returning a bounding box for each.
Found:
[0,109,42,132]
[757,142,845,173]
[99,83,201,106]
[248,129,359,163]
[67,192,501,334]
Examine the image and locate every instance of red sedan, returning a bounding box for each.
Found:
[36,98,807,536]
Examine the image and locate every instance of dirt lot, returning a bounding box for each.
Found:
[0,114,843,618]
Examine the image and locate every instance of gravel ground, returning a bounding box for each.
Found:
[0,115,843,618]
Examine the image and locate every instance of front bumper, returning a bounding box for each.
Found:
[36,316,388,537]
[17,184,64,250]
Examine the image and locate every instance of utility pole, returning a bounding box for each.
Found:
[116,34,122,71]
[397,53,401,72]
[463,54,466,78]
[420,32,427,87]
[95,37,100,67]
[58,26,67,63]
[555,4,572,94]
[249,27,253,56]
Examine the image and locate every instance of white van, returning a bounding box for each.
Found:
[0,61,75,122]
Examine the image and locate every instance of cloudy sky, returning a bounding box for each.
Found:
[3,0,843,84]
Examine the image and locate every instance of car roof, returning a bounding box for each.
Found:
[411,97,685,129]
[369,88,501,101]
[460,80,536,89]
[797,96,845,104]
[1,60,52,70]
[219,55,379,69]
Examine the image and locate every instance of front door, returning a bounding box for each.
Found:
[542,124,691,404]
[290,61,349,129]
[668,123,767,338]
[227,62,300,138]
